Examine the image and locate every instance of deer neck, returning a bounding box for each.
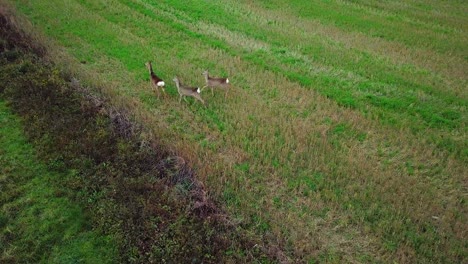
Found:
[147,63,154,75]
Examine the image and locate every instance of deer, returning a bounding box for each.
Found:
[172,76,205,106]
[202,70,230,99]
[145,61,166,98]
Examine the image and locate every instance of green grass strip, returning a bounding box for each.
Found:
[0,99,117,263]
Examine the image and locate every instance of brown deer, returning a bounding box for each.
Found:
[172,76,205,106]
[202,70,230,98]
[145,61,166,98]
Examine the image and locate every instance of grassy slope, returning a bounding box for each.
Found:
[8,0,467,262]
[0,100,117,263]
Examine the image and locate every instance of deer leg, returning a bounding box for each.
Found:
[179,95,182,103]
[194,94,205,106]
[150,83,158,98]
[152,83,160,98]
[156,88,161,98]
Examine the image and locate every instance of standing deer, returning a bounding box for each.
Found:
[202,70,230,99]
[145,61,166,98]
[172,76,205,106]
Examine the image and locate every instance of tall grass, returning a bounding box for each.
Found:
[7,0,467,262]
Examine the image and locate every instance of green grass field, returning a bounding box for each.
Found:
[0,99,118,263]
[3,0,467,262]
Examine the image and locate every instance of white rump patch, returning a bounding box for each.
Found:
[197,87,201,93]
[157,81,165,87]
[226,78,229,84]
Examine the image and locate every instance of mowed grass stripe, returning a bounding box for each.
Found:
[11,0,468,262]
[229,0,467,94]
[156,0,466,96]
[102,0,468,125]
[219,0,466,95]
[347,0,468,31]
[250,0,467,57]
[134,0,466,157]
[147,0,465,104]
[118,0,464,179]
[335,0,466,34]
